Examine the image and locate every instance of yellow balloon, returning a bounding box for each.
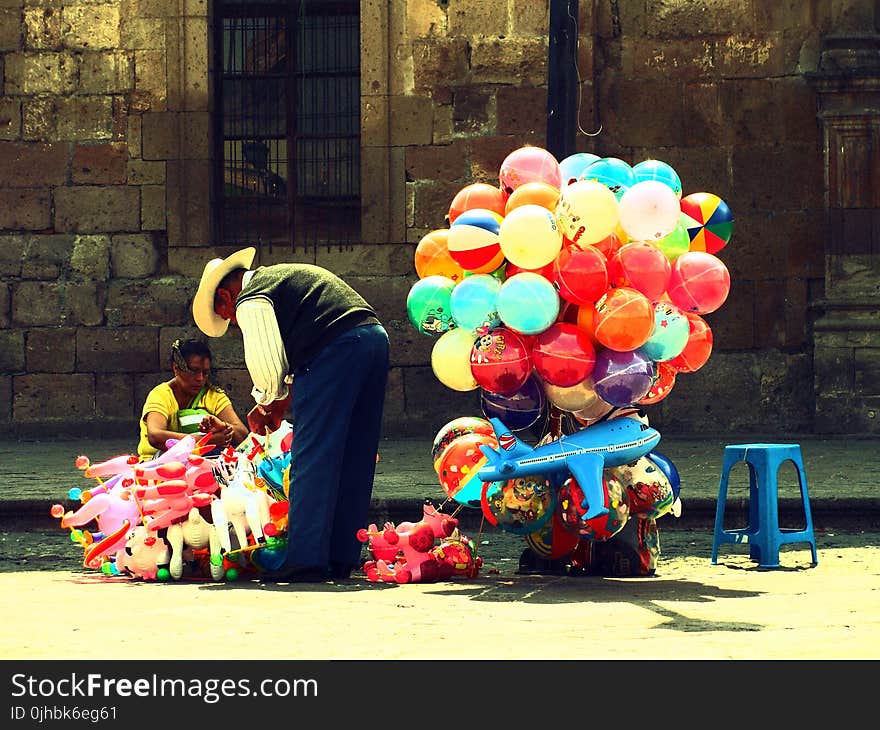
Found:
[556,180,619,246]
[499,204,563,270]
[431,327,479,391]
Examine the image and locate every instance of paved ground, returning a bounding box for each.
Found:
[0,434,878,660]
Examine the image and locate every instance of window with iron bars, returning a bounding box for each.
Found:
[214,0,360,250]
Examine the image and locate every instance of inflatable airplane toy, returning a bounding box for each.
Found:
[477,416,661,520]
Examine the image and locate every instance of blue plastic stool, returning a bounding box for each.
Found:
[711,444,818,568]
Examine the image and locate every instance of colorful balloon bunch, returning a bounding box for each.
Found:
[408,145,734,429]
[50,428,294,581]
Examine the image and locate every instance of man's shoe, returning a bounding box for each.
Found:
[258,565,329,584]
[328,562,356,580]
[517,548,569,576]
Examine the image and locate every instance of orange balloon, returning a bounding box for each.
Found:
[505,181,561,215]
[414,229,466,282]
[449,183,506,224]
[593,287,654,351]
[575,302,600,346]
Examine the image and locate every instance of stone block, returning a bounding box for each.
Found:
[126,159,165,185]
[469,135,523,182]
[720,78,820,149]
[61,4,120,50]
[452,88,491,134]
[165,159,211,246]
[141,111,178,160]
[496,85,547,136]
[855,348,880,393]
[21,97,56,140]
[110,233,159,279]
[121,17,165,51]
[0,189,50,229]
[26,327,75,372]
[96,373,137,419]
[71,235,111,280]
[412,38,470,93]
[21,235,72,279]
[732,142,823,212]
[79,51,134,93]
[12,281,64,327]
[4,52,78,95]
[400,365,481,439]
[212,369,252,414]
[471,38,547,86]
[0,97,21,140]
[72,142,128,184]
[405,139,468,182]
[645,0,752,37]
[0,329,25,372]
[140,184,166,230]
[1,8,23,51]
[432,103,454,144]
[23,6,62,50]
[409,180,462,230]
[389,95,434,146]
[76,326,158,373]
[199,332,245,372]
[106,277,193,327]
[621,37,714,81]
[342,275,411,331]
[0,284,8,327]
[127,115,142,158]
[716,34,794,78]
[511,0,549,36]
[55,186,140,233]
[705,277,753,349]
[65,281,107,326]
[448,0,507,37]
[385,318,434,368]
[315,244,414,278]
[599,77,687,148]
[0,141,68,187]
[0,375,10,426]
[55,95,114,141]
[0,235,26,276]
[13,373,95,421]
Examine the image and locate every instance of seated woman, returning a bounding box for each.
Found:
[138,338,249,460]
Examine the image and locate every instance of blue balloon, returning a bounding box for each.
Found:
[559,152,600,187]
[647,450,681,501]
[633,159,682,198]
[450,273,502,332]
[497,272,559,335]
[581,157,636,199]
[481,373,547,431]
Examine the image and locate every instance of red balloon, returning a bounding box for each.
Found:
[470,327,533,395]
[589,232,623,261]
[506,260,556,282]
[666,251,730,314]
[449,183,506,224]
[593,287,654,352]
[531,322,596,387]
[638,361,677,404]
[665,313,713,372]
[553,243,609,306]
[607,241,671,301]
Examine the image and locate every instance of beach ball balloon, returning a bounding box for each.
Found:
[414,229,466,282]
[647,450,682,503]
[618,180,681,242]
[531,322,596,387]
[581,157,636,199]
[448,208,505,274]
[559,152,601,187]
[680,192,733,254]
[556,180,619,246]
[470,327,532,396]
[505,181,561,215]
[432,416,496,473]
[450,273,502,331]
[607,241,672,300]
[613,456,674,520]
[632,159,682,198]
[499,203,563,270]
[667,251,731,314]
[481,475,556,535]
[553,243,608,306]
[431,327,478,391]
[481,373,546,431]
[665,312,712,373]
[499,145,562,197]
[592,347,655,407]
[406,275,456,336]
[593,287,654,351]
[449,182,506,223]
[654,222,691,262]
[559,473,630,540]
[497,272,560,335]
[638,361,677,405]
[437,431,499,508]
[641,301,689,362]
[525,509,581,559]
[544,376,604,413]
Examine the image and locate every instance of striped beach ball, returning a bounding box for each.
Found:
[680,192,733,254]
[448,208,506,274]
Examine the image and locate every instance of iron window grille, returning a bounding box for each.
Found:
[214,0,360,250]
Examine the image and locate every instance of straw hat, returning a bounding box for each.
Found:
[192,247,256,337]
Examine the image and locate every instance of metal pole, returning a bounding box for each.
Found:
[546,0,579,161]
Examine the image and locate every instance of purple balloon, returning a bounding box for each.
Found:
[481,373,546,431]
[592,348,655,407]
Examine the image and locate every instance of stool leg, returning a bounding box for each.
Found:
[711,458,734,565]
[795,458,819,566]
[757,452,781,568]
[747,463,762,562]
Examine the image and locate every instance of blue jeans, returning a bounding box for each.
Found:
[284,323,389,569]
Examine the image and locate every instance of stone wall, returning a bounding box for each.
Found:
[0,0,867,441]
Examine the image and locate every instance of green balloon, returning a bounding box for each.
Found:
[655,222,690,262]
[406,275,457,336]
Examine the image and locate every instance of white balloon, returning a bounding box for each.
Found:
[618,180,681,242]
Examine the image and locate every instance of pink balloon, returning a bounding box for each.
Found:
[531,322,596,387]
[553,244,609,306]
[499,146,562,198]
[470,327,533,396]
[607,241,671,301]
[667,251,730,314]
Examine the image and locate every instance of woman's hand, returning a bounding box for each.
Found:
[199,414,234,446]
[247,393,291,434]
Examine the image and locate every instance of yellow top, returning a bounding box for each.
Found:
[137,382,232,460]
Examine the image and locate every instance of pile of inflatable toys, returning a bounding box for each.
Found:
[51,423,294,582]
